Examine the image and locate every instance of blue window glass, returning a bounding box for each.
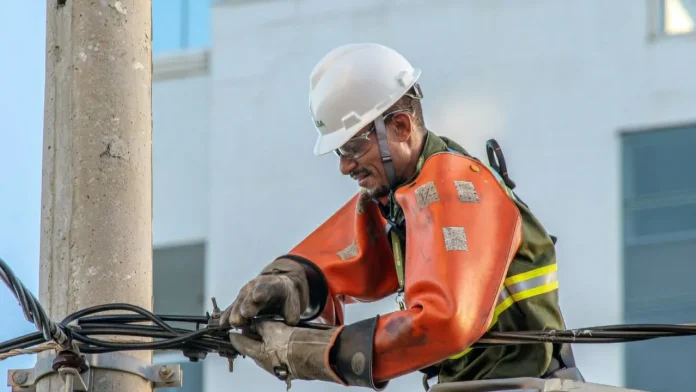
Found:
[622,123,696,392]
[153,0,211,54]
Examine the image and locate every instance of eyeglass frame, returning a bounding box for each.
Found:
[333,108,412,160]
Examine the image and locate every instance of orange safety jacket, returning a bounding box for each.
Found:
[275,132,574,390]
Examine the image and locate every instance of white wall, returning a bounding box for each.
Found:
[197,1,696,391]
[152,53,211,247]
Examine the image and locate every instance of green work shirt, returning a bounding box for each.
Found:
[380,131,567,383]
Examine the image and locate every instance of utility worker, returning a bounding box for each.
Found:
[221,43,583,390]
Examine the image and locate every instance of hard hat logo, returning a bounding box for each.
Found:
[308,43,422,157]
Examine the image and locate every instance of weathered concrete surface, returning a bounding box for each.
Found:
[38,0,153,391]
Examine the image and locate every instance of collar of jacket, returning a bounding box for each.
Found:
[374,130,470,224]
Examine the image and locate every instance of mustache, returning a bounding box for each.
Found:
[349,168,371,180]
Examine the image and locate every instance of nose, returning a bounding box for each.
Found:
[339,155,357,175]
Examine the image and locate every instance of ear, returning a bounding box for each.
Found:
[391,113,413,142]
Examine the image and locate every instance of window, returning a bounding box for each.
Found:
[621,124,696,392]
[153,243,206,392]
[658,0,696,36]
[153,0,212,54]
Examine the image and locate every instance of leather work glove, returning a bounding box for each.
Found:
[221,258,310,327]
[228,321,344,387]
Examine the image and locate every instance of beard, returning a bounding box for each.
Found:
[351,168,402,200]
[362,184,390,199]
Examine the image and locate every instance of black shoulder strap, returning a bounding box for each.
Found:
[484,139,557,245]
[485,139,516,190]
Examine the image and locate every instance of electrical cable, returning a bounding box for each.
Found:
[0,255,237,363]
[77,314,208,325]
[0,257,71,349]
[4,254,696,365]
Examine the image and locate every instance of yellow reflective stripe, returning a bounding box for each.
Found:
[494,291,515,318]
[448,264,559,360]
[504,263,557,286]
[512,281,558,302]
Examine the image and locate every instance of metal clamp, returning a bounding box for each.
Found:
[7,352,183,391]
[204,297,239,373]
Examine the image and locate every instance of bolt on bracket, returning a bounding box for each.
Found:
[7,352,183,391]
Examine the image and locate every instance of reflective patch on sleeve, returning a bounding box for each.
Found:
[337,240,359,261]
[442,227,468,251]
[415,181,440,210]
[454,181,479,203]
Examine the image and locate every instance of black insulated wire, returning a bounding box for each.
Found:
[0,257,69,347]
[6,254,696,361]
[78,314,209,325]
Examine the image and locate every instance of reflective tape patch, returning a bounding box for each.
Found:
[494,264,559,318]
[337,240,359,261]
[454,181,479,203]
[415,181,440,210]
[506,269,557,296]
[448,263,559,360]
[504,263,557,287]
[442,227,468,251]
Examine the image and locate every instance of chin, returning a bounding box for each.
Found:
[362,185,390,199]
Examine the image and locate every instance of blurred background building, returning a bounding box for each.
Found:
[1,1,695,392]
[149,1,696,392]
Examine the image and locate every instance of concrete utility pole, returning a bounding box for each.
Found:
[38,0,153,391]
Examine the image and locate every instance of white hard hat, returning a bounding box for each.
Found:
[309,43,422,156]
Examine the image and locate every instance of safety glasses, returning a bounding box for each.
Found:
[333,109,411,160]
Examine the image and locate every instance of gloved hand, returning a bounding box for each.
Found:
[221,258,310,327]
[228,321,344,386]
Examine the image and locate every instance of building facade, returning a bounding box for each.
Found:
[150,1,696,391]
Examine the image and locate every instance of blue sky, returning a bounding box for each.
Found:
[0,1,47,378]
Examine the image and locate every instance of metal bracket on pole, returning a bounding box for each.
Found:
[58,367,89,392]
[7,352,183,391]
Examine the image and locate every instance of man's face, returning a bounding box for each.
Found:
[337,112,412,199]
[338,128,389,198]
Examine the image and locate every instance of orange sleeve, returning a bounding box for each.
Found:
[278,191,399,326]
[328,153,523,389]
